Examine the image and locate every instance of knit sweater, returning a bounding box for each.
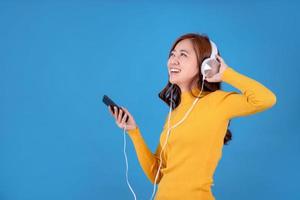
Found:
[127,67,277,200]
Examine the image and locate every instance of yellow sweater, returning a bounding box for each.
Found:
[127,67,276,200]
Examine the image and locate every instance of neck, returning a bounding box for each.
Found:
[180,86,208,105]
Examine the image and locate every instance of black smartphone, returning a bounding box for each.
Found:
[102,95,129,123]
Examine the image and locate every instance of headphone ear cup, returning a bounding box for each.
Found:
[201,58,212,78]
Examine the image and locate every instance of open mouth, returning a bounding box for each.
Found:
[169,68,181,74]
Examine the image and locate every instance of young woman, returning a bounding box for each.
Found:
[108,33,276,200]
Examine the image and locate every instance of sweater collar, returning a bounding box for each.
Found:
[180,86,209,105]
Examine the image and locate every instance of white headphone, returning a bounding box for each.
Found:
[201,40,219,79]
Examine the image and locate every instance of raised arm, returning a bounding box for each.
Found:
[217,66,277,119]
[127,127,165,184]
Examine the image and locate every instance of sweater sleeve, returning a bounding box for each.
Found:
[126,127,165,184]
[217,67,277,119]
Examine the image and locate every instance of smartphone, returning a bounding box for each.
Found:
[102,95,129,123]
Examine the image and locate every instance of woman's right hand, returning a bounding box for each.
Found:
[108,106,137,131]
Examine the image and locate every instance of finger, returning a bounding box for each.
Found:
[216,54,223,62]
[117,108,123,122]
[121,113,128,124]
[121,107,133,119]
[205,77,214,82]
[113,106,118,119]
[121,106,129,121]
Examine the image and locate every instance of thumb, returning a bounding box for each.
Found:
[205,76,216,83]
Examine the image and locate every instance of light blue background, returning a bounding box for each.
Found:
[1,0,299,199]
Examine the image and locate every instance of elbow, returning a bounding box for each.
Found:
[267,91,277,108]
[271,93,277,106]
[261,91,277,109]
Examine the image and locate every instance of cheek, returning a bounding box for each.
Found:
[182,63,199,77]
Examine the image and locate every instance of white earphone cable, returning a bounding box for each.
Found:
[150,84,174,200]
[150,76,205,200]
[123,124,137,200]
[123,77,206,200]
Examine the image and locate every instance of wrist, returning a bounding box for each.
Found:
[220,66,232,82]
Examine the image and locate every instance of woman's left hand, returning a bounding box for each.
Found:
[205,54,229,83]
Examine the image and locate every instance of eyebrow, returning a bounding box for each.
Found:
[171,49,190,54]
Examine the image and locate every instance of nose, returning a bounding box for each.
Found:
[170,56,179,65]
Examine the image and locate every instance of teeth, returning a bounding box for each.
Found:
[170,68,181,73]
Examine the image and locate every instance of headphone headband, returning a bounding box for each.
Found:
[209,40,218,58]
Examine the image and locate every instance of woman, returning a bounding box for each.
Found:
[108,33,276,200]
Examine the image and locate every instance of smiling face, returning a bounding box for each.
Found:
[167,39,199,92]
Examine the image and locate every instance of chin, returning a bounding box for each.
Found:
[169,80,181,86]
[169,78,176,84]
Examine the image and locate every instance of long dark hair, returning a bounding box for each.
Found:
[158,33,232,145]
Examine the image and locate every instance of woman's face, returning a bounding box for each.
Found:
[167,39,199,91]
